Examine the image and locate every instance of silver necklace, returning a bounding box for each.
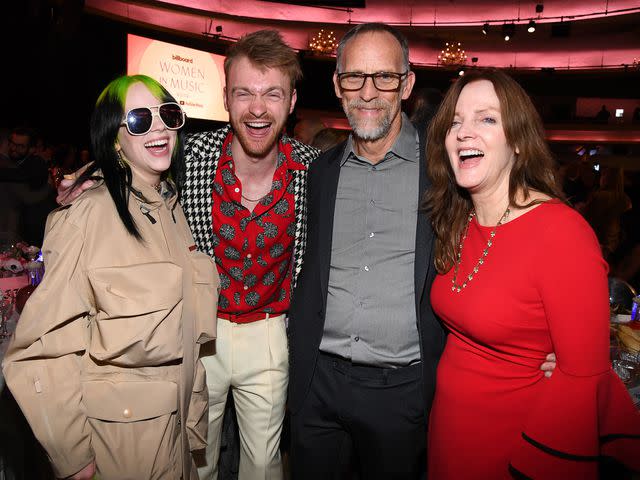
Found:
[241,192,266,202]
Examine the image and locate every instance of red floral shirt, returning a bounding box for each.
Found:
[212,132,306,317]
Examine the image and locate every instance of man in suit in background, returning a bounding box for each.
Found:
[0,127,55,244]
[287,23,446,479]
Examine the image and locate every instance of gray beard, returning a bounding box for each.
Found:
[344,100,393,142]
[349,113,392,141]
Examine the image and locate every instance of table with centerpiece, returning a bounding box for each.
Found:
[0,241,43,388]
[611,316,640,408]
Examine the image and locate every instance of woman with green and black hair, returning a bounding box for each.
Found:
[3,75,219,480]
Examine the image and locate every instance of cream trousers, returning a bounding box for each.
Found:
[197,315,288,480]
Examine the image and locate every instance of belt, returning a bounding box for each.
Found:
[217,311,281,324]
[318,351,422,380]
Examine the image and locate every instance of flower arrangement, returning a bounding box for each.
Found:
[0,242,41,274]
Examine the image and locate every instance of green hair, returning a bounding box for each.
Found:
[96,74,168,108]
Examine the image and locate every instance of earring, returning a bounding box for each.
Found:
[115,145,126,169]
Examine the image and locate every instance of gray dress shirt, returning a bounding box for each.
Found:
[320,114,421,367]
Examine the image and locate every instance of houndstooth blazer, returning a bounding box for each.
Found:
[181,124,320,290]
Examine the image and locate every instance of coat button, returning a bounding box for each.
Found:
[123,408,132,418]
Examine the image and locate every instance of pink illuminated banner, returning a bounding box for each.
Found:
[127,34,228,122]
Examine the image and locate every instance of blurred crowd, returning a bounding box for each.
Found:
[559,159,639,290]
[0,126,90,246]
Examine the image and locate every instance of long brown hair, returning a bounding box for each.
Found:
[422,68,564,273]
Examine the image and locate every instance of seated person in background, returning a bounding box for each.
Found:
[595,104,611,124]
[405,86,442,128]
[608,170,640,289]
[1,127,48,187]
[424,68,639,479]
[3,74,219,480]
[583,166,632,261]
[310,127,349,152]
[293,116,326,145]
[560,159,589,209]
[0,127,56,244]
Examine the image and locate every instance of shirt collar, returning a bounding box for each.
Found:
[340,112,418,166]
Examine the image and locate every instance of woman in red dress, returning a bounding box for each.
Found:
[423,68,639,479]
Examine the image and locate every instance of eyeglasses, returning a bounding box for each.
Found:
[121,102,186,136]
[337,71,409,92]
[8,139,29,151]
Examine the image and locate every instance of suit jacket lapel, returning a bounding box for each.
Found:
[414,126,432,314]
[318,143,345,302]
[202,128,226,259]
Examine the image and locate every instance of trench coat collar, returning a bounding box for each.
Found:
[129,174,178,211]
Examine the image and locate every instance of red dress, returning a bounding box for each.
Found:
[428,201,640,479]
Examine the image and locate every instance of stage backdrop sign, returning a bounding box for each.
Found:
[128,33,228,122]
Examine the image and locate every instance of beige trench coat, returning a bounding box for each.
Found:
[3,178,219,479]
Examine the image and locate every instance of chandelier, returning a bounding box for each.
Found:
[438,42,468,66]
[309,29,337,54]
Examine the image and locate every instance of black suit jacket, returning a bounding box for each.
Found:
[288,123,446,418]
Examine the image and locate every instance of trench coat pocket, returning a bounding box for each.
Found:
[186,361,208,451]
[83,380,178,422]
[191,252,218,345]
[88,262,184,366]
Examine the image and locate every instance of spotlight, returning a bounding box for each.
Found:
[458,69,465,76]
[535,3,544,13]
[471,57,478,64]
[502,23,515,41]
[527,20,536,33]
[482,23,489,35]
[215,25,223,33]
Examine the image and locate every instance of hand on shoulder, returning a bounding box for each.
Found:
[56,163,95,205]
[57,178,97,205]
